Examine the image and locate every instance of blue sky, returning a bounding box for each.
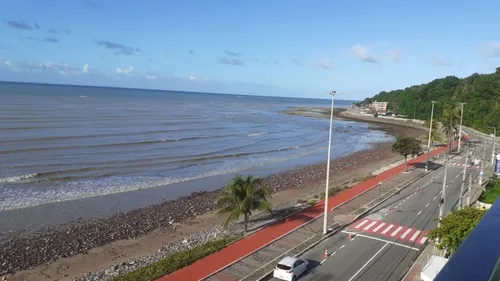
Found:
[1,0,500,99]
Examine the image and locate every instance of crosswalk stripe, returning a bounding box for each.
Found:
[364,221,378,231]
[372,223,386,233]
[391,226,403,237]
[420,236,428,244]
[381,224,394,234]
[410,230,421,242]
[401,228,413,239]
[354,219,369,229]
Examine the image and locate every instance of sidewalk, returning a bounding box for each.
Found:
[157,146,448,281]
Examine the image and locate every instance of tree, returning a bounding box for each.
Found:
[392,136,421,172]
[215,175,272,232]
[358,67,500,134]
[442,105,460,151]
[424,119,442,147]
[427,207,486,257]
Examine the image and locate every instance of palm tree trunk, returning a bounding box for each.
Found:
[244,213,248,232]
[404,156,407,172]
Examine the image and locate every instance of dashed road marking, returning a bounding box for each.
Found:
[340,245,345,250]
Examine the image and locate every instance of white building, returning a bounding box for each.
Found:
[370,101,388,113]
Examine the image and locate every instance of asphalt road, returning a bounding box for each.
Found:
[265,136,493,281]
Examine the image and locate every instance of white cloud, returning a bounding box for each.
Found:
[432,55,452,66]
[350,44,378,63]
[188,74,197,80]
[4,60,12,67]
[146,74,157,80]
[82,64,89,73]
[386,49,402,62]
[316,57,334,69]
[116,66,134,75]
[480,42,500,57]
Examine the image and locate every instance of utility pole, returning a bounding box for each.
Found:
[492,127,496,165]
[425,101,436,172]
[480,137,486,185]
[459,145,469,209]
[458,103,466,151]
[438,155,449,227]
[323,90,339,235]
[378,181,383,201]
[467,170,472,206]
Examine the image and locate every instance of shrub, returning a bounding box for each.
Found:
[307,199,318,206]
[110,235,241,281]
[479,175,500,204]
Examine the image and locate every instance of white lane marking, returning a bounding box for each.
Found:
[346,232,419,251]
[320,259,327,264]
[373,222,386,233]
[332,251,337,255]
[433,196,437,200]
[354,219,369,229]
[420,236,428,244]
[340,245,345,250]
[417,211,422,216]
[348,243,389,281]
[381,224,394,234]
[410,230,422,242]
[391,226,403,237]
[425,203,430,208]
[403,199,406,203]
[363,221,378,231]
[397,203,402,207]
[401,228,413,239]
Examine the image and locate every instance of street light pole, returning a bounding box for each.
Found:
[378,181,383,201]
[459,145,468,209]
[458,103,466,152]
[492,127,496,165]
[425,101,436,172]
[467,169,472,206]
[323,90,338,235]
[438,155,449,228]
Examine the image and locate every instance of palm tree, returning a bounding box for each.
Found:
[215,175,272,232]
[442,105,460,151]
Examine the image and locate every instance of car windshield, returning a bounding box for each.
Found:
[277,264,292,271]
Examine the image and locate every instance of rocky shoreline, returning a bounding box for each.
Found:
[0,141,396,276]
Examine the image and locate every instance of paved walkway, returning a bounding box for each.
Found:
[157,146,448,281]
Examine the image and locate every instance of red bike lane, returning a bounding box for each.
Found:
[157,145,449,281]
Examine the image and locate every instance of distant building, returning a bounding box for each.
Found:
[370,101,388,113]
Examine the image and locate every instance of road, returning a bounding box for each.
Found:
[265,137,493,281]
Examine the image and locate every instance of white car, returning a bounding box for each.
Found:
[273,256,309,281]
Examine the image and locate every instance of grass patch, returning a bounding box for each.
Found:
[307,199,318,206]
[479,175,500,204]
[110,235,242,281]
[352,173,375,183]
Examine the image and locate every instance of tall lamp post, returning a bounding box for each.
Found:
[491,127,497,165]
[425,101,436,172]
[458,145,468,209]
[438,154,449,228]
[458,103,466,151]
[323,90,340,235]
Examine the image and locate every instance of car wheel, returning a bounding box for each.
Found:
[292,276,296,281]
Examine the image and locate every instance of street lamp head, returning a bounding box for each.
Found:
[330,90,340,96]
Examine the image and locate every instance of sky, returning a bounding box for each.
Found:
[1,0,500,100]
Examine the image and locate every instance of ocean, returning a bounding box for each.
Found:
[0,82,392,215]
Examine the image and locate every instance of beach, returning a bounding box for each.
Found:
[2,107,426,281]
[0,83,425,280]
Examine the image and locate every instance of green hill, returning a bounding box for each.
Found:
[359,67,500,133]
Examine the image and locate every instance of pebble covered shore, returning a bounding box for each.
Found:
[0,141,397,278]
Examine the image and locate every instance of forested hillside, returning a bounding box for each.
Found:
[359,67,500,133]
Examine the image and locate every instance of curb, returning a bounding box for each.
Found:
[254,162,442,281]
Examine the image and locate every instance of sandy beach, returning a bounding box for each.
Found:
[3,107,426,281]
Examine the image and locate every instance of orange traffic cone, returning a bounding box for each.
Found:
[324,249,329,259]
[348,233,352,240]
